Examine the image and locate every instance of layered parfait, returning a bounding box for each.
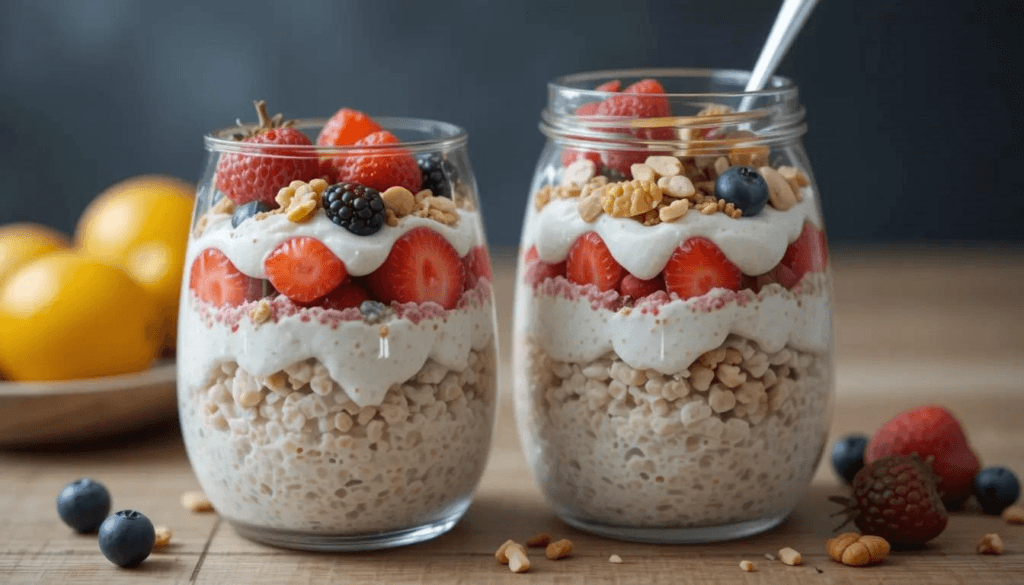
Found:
[178,102,496,547]
[514,76,833,539]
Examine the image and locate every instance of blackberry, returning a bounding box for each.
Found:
[323,182,386,236]
[417,154,458,199]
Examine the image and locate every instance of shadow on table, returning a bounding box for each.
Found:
[0,419,184,458]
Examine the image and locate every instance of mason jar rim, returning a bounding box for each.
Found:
[204,116,468,157]
[548,67,797,99]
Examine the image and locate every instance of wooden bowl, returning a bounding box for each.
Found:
[0,361,177,446]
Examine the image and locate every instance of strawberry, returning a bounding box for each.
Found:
[594,79,621,92]
[663,238,742,300]
[334,130,422,193]
[365,227,465,309]
[777,223,828,288]
[189,248,263,307]
[830,454,948,545]
[865,405,981,504]
[463,245,492,289]
[619,273,664,299]
[264,237,348,303]
[316,283,369,311]
[562,97,607,168]
[215,101,320,207]
[596,78,673,176]
[316,108,381,147]
[523,246,566,285]
[566,232,624,292]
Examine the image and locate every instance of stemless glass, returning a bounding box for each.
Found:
[177,112,497,551]
[513,69,834,543]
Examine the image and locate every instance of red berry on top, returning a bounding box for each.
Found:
[623,78,667,95]
[594,79,621,92]
[365,227,465,310]
[566,232,624,292]
[215,101,320,207]
[777,223,828,288]
[523,246,566,286]
[562,101,604,168]
[463,245,492,289]
[316,108,382,147]
[619,273,665,299]
[595,78,673,176]
[336,130,423,194]
[264,237,348,303]
[316,283,370,311]
[189,248,263,307]
[663,237,742,300]
[831,454,948,545]
[865,405,981,504]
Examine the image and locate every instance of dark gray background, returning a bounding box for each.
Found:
[1,0,1021,247]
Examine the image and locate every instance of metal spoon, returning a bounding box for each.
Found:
[740,0,820,109]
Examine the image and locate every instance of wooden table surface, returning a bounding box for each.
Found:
[2,247,1023,584]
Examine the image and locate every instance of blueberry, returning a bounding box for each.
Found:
[56,478,111,533]
[98,510,155,568]
[973,466,1021,515]
[232,200,273,228]
[714,166,769,216]
[830,434,868,484]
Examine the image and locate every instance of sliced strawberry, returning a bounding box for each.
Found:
[595,79,622,92]
[619,273,665,299]
[189,248,263,307]
[523,246,566,285]
[463,245,493,289]
[566,232,624,292]
[264,237,348,303]
[663,237,742,300]
[778,223,828,288]
[316,108,381,147]
[365,227,465,309]
[316,283,369,311]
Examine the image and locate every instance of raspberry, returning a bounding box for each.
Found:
[337,131,422,193]
[322,182,387,236]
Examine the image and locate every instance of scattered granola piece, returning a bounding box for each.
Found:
[657,175,696,199]
[764,552,777,561]
[578,192,604,223]
[739,560,756,572]
[645,155,682,177]
[659,199,690,222]
[381,186,415,216]
[609,554,623,564]
[181,491,214,513]
[760,166,797,211]
[1002,505,1024,524]
[525,532,551,548]
[563,159,597,187]
[977,533,1004,555]
[827,533,890,566]
[630,163,656,183]
[507,543,531,573]
[778,547,802,566]
[602,180,663,218]
[152,526,172,551]
[249,299,271,324]
[495,539,517,564]
[545,539,573,560]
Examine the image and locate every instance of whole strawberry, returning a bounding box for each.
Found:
[865,405,980,504]
[830,454,948,545]
[215,100,320,207]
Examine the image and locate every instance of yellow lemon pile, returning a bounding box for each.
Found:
[0,176,194,381]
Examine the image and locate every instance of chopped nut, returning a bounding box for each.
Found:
[1002,505,1024,524]
[427,195,457,214]
[286,198,318,222]
[609,554,623,563]
[630,163,656,183]
[827,533,889,566]
[760,166,797,211]
[181,491,214,513]
[977,533,1004,555]
[249,299,271,324]
[382,186,415,216]
[495,539,518,564]
[778,547,802,566]
[657,175,696,199]
[534,186,553,211]
[645,155,682,177]
[777,165,810,192]
[640,209,661,226]
[739,560,756,572]
[525,532,551,548]
[659,199,690,222]
[578,192,604,223]
[562,158,597,187]
[545,538,573,560]
[415,189,433,203]
[152,526,172,551]
[713,156,730,177]
[211,196,236,215]
[385,208,398,227]
[602,180,663,217]
[507,543,531,573]
[700,201,718,215]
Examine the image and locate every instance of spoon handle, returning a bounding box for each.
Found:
[744,0,820,94]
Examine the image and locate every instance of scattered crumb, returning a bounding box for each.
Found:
[763,552,776,561]
[525,532,551,548]
[152,526,172,551]
[181,491,214,513]
[977,533,1004,555]
[506,543,531,573]
[609,554,623,564]
[739,560,756,572]
[778,547,802,566]
[545,539,573,560]
[1002,505,1024,525]
[495,539,517,564]
[249,299,271,324]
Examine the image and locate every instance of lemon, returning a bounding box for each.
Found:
[0,223,70,285]
[76,175,195,350]
[0,252,162,381]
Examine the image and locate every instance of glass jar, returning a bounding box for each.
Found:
[513,69,833,543]
[177,109,497,551]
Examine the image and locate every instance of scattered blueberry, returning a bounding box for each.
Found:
[417,153,459,199]
[323,182,386,236]
[830,434,869,484]
[232,200,273,228]
[359,300,387,324]
[57,478,112,533]
[973,466,1021,515]
[714,166,769,216]
[98,510,155,568]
